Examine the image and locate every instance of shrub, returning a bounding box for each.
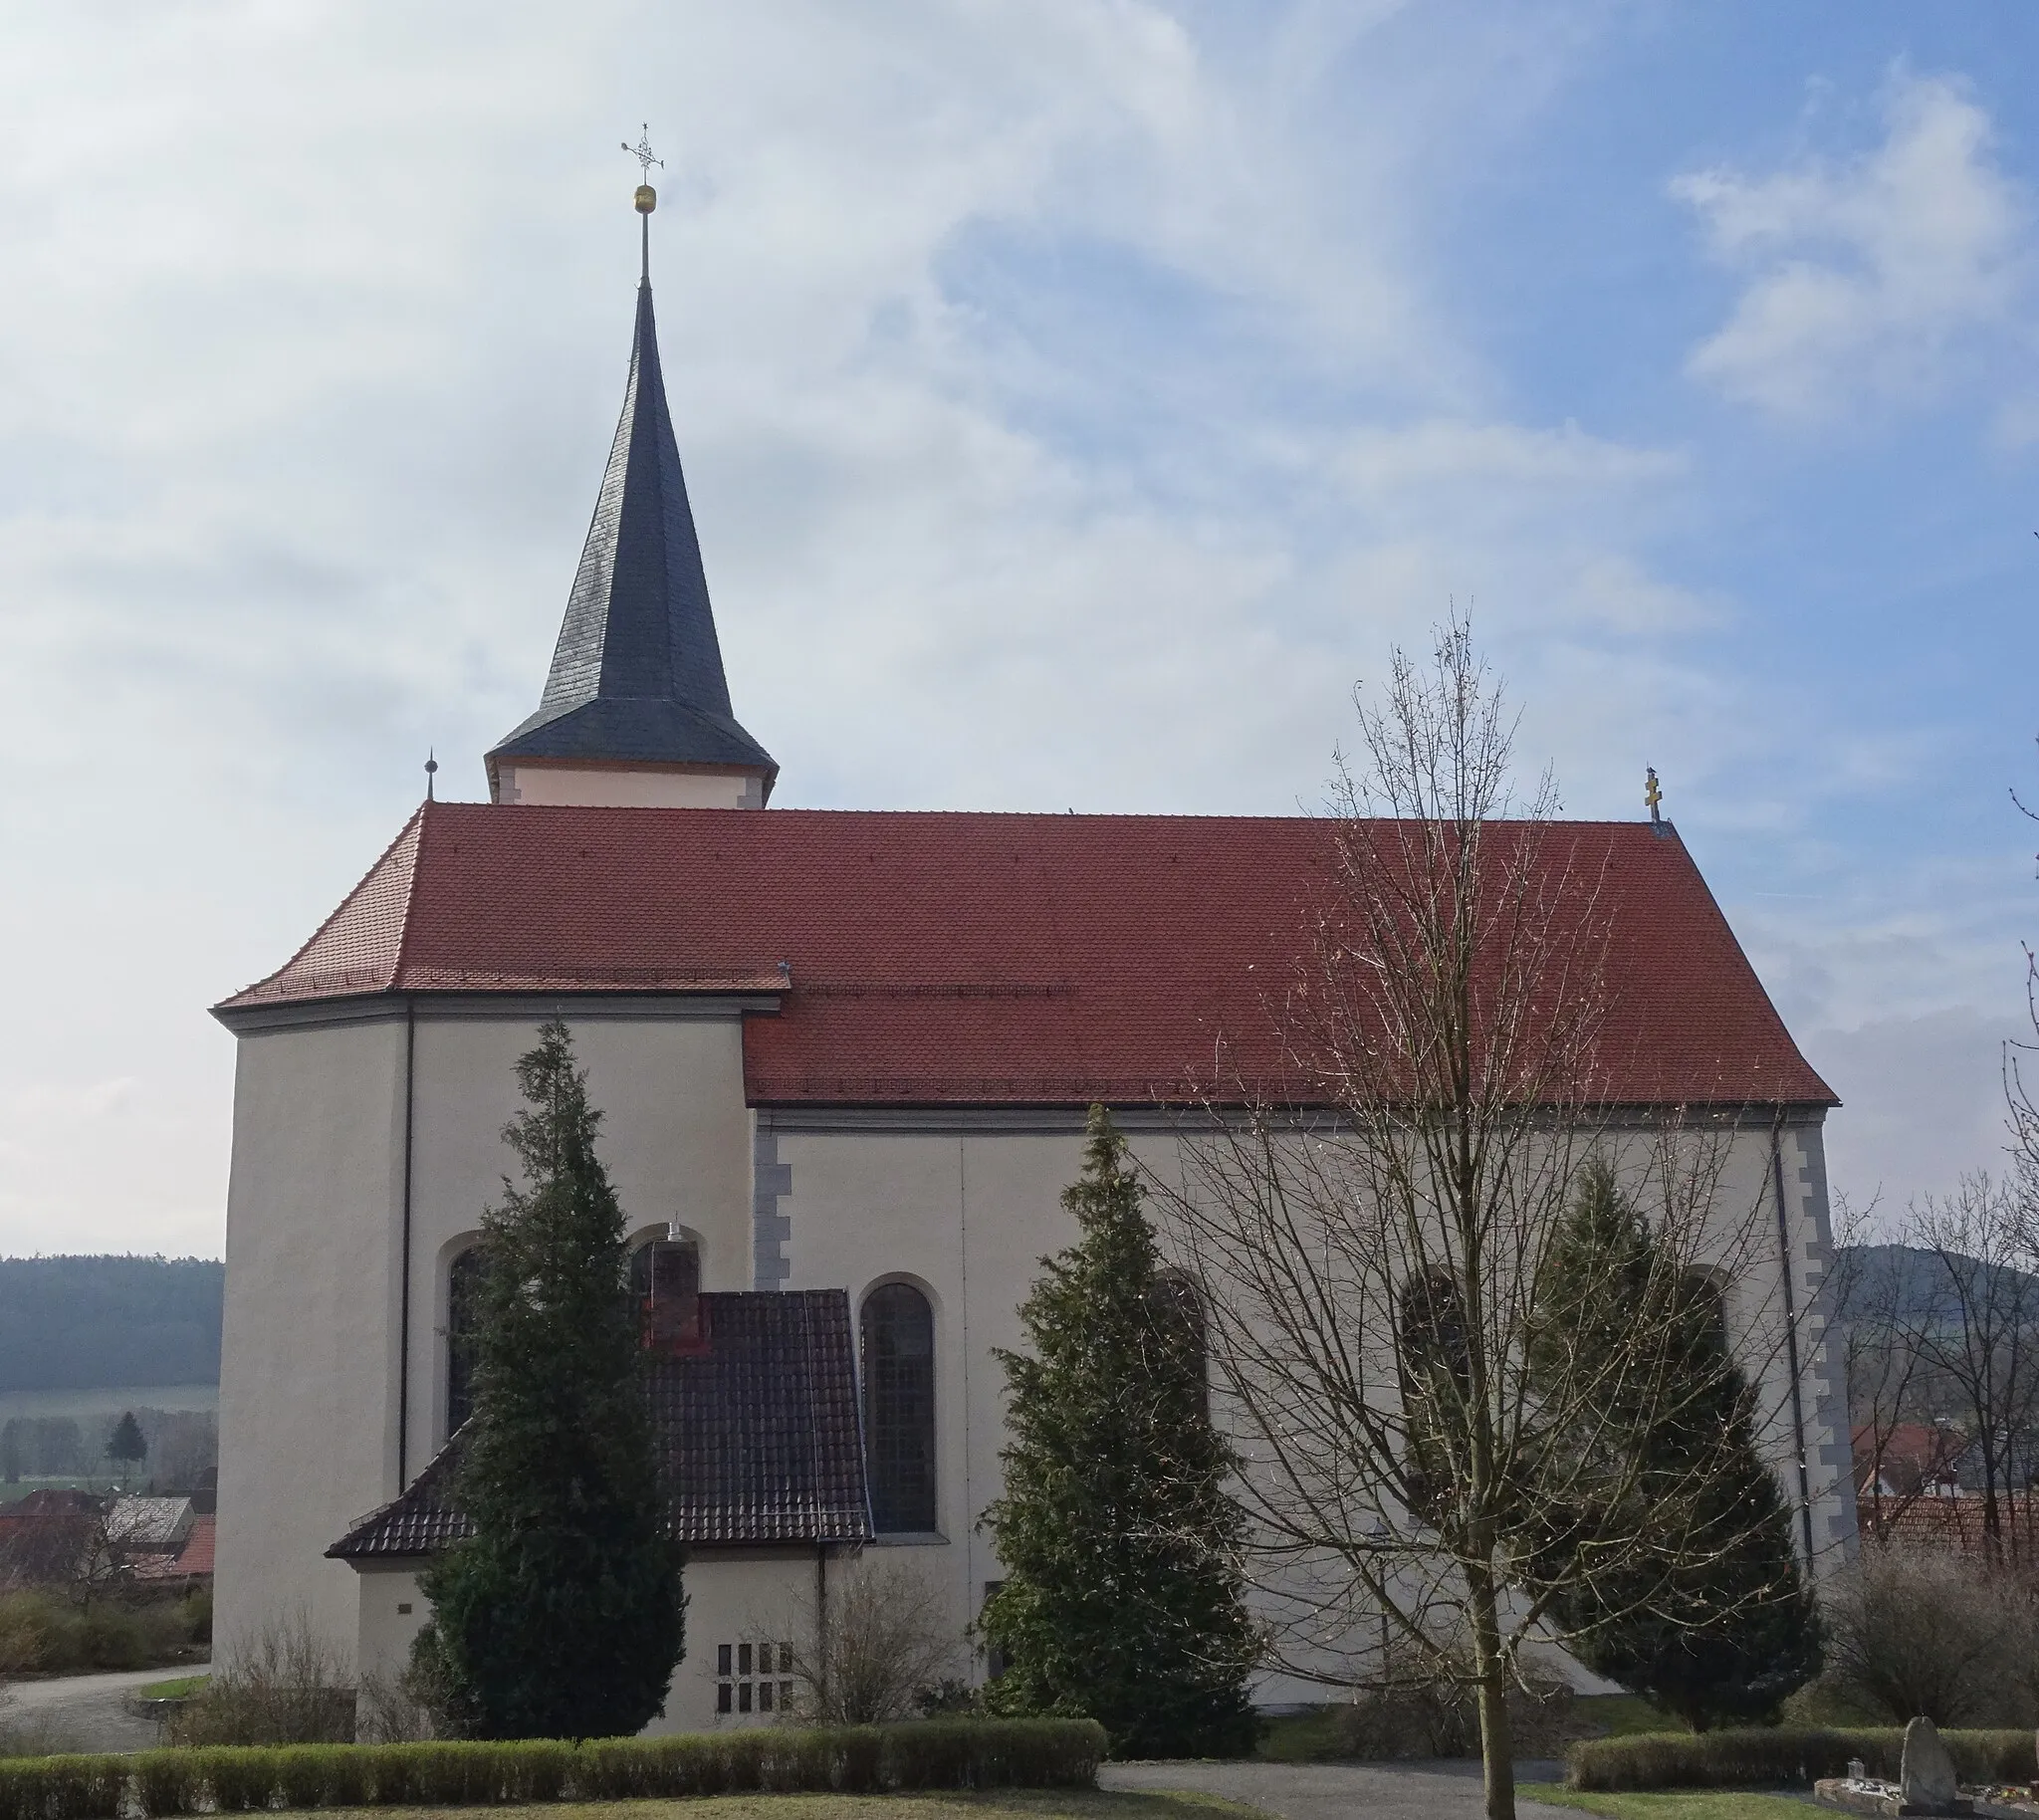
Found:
[166,1612,354,1747]
[773,1553,961,1725]
[0,1714,1103,1814]
[882,1716,1105,1788]
[1566,1726,2036,1792]
[131,1750,200,1816]
[0,1590,208,1682]
[0,1753,127,1820]
[72,1608,145,1673]
[354,1672,432,1746]
[274,1745,369,1809]
[1326,1643,1574,1761]
[1822,1549,2026,1727]
[193,1745,282,1812]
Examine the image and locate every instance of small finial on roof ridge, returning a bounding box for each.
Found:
[425,750,439,802]
[1645,766,1664,833]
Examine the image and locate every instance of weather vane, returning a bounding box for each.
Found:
[1645,766,1663,830]
[623,125,663,283]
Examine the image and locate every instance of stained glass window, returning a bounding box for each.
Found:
[445,1247,487,1439]
[861,1282,936,1532]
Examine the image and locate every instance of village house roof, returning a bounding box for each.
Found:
[327,1289,872,1561]
[132,1512,215,1586]
[483,282,775,798]
[219,803,1835,1111]
[106,1494,195,1554]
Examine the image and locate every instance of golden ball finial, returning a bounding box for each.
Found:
[634,184,657,214]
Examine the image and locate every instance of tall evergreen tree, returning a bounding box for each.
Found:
[107,1411,146,1479]
[415,1020,683,1739]
[981,1105,1258,1758]
[1533,1159,1819,1730]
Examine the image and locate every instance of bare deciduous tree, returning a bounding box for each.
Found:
[1151,621,1802,1820]
[166,1608,355,1746]
[1823,1546,2023,1726]
[770,1553,961,1726]
[1826,1194,1964,1541]
[1904,1175,2039,1556]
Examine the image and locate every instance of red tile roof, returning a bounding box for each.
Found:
[1857,1493,2039,1557]
[217,803,1834,1109]
[174,1512,214,1578]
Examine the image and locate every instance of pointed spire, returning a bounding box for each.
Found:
[486,219,775,807]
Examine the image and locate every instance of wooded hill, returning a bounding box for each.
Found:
[0,1255,223,1391]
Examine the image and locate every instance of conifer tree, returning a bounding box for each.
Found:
[1534,1159,1819,1729]
[981,1105,1258,1758]
[107,1411,146,1479]
[415,1020,683,1739]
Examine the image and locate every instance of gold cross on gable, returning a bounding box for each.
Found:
[623,125,663,180]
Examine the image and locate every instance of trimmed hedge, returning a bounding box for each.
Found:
[0,1717,1103,1819]
[1567,1726,2035,1792]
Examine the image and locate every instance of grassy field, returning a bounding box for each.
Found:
[1530,1790,1814,1820]
[254,1797,1262,1820]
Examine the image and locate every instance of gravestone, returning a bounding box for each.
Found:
[1902,1717,1960,1812]
[1815,1713,1981,1818]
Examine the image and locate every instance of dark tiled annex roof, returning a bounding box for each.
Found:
[486,284,774,789]
[328,1289,871,1561]
[222,803,1834,1107]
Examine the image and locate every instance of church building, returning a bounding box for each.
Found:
[211,190,1856,1731]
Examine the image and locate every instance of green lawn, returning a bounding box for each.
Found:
[1530,1789,1813,1820]
[137,1674,209,1699]
[268,1797,1262,1820]
[1253,1707,1353,1762]
[1571,1697,1686,1740]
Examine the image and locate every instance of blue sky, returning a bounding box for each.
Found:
[0,0,2034,1252]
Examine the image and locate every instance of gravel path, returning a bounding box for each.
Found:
[0,1664,208,1755]
[1102,1757,1581,1820]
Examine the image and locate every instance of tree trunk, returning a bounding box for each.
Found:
[1467,1561,1516,1820]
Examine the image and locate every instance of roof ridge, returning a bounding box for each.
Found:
[453,802,1681,830]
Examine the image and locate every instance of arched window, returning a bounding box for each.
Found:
[445,1247,487,1439]
[1682,1268,1730,1359]
[632,1239,702,1353]
[861,1282,936,1533]
[1397,1269,1471,1523]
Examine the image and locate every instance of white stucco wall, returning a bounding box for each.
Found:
[400,1011,754,1468]
[220,996,1852,1709]
[218,1004,757,1666]
[216,1019,409,1660]
[355,1563,427,1687]
[354,1552,827,1734]
[495,764,762,809]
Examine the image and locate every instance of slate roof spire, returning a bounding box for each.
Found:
[486,197,775,805]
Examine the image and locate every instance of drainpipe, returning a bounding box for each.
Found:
[397,997,416,1491]
[1770,1114,1815,1560]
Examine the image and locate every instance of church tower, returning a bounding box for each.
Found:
[485,182,776,809]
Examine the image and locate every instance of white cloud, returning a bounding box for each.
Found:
[1674,72,2028,419]
[0,3,2011,1255]
[1805,1009,2025,1213]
